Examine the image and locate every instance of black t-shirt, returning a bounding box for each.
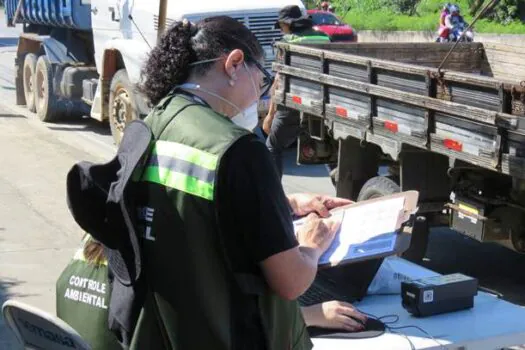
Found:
[216,135,299,273]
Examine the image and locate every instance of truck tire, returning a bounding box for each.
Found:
[109,69,139,145]
[35,55,59,122]
[23,53,38,112]
[357,176,400,201]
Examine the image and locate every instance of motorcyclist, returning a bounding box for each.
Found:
[445,5,470,42]
[437,3,451,42]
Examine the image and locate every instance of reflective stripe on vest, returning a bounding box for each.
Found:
[141,140,219,201]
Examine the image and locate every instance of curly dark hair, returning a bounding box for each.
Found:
[139,16,264,106]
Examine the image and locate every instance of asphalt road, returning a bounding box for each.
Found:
[0,13,524,349]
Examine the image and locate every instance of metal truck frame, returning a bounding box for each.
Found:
[272,41,525,259]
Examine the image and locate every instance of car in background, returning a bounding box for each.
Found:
[307,10,357,42]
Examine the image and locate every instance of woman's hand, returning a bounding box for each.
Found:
[288,193,353,218]
[302,301,368,332]
[296,213,340,255]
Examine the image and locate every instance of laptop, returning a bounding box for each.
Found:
[299,258,387,338]
[299,257,384,307]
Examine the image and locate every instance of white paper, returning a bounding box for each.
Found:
[367,256,440,295]
[294,196,406,265]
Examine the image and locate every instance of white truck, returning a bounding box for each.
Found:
[6,0,305,143]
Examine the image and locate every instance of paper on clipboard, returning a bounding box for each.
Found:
[293,191,419,267]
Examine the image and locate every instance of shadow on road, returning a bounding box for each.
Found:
[0,278,26,348]
[45,118,112,137]
[423,228,525,306]
[0,114,25,119]
[0,38,19,48]
[283,159,330,178]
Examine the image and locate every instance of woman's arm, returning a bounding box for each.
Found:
[260,215,339,300]
[217,138,340,301]
[262,75,280,135]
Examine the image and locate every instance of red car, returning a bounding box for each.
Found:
[307,10,357,42]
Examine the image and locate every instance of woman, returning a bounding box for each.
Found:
[56,235,120,350]
[263,5,330,178]
[438,3,451,41]
[130,16,350,350]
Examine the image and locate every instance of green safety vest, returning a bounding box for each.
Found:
[129,92,312,350]
[282,29,331,43]
[56,237,121,350]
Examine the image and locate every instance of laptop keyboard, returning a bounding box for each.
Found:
[299,280,346,306]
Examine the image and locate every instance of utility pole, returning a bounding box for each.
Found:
[157,0,168,44]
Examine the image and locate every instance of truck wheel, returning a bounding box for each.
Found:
[488,207,525,254]
[357,176,400,201]
[23,53,38,112]
[109,69,139,145]
[35,55,59,122]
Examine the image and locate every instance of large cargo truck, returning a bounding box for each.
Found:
[5,0,305,143]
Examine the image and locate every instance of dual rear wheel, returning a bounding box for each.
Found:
[22,55,138,144]
[22,54,58,122]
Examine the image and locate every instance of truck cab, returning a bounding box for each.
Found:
[6,0,305,143]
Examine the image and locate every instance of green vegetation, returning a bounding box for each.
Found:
[324,0,525,33]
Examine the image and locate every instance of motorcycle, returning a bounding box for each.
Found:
[436,22,474,43]
[451,22,474,42]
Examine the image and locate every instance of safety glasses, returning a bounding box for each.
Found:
[249,59,275,98]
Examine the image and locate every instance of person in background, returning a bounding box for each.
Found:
[328,4,336,13]
[56,234,121,350]
[437,3,451,42]
[320,1,329,11]
[263,5,330,179]
[445,5,469,41]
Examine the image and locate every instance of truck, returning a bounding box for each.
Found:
[5,0,305,144]
[272,41,525,259]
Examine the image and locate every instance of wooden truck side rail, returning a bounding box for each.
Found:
[272,42,525,179]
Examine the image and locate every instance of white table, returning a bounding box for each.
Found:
[312,290,525,350]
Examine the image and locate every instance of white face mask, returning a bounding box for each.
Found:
[181,59,260,131]
[230,61,260,131]
[231,102,258,131]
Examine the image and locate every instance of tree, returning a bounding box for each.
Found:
[468,0,522,24]
[390,0,421,15]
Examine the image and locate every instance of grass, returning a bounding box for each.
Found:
[338,0,525,33]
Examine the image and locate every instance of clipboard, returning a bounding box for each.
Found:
[293,191,419,269]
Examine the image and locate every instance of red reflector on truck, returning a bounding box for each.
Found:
[444,139,463,152]
[335,107,348,118]
[384,121,398,133]
[292,96,302,104]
